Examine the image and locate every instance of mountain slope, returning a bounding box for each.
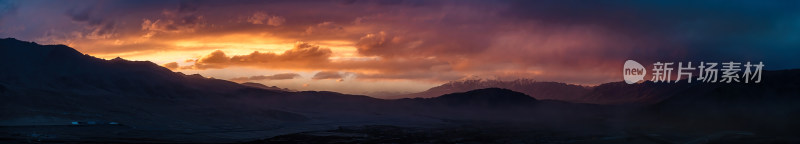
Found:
[241,82,294,92]
[394,79,591,102]
[651,69,800,130]
[396,71,800,105]
[0,38,394,142]
[419,88,537,108]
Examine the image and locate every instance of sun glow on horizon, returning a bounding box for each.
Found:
[3,0,797,96]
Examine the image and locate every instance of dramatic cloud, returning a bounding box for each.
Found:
[305,22,344,35]
[183,46,454,78]
[65,6,118,39]
[187,42,333,70]
[1,0,798,94]
[312,71,346,82]
[247,12,285,26]
[354,31,404,57]
[141,10,205,35]
[161,62,179,70]
[351,71,463,82]
[230,73,301,82]
[198,50,230,63]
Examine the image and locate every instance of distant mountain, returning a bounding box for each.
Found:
[580,81,688,104]
[407,88,537,108]
[394,73,799,105]
[393,79,591,102]
[394,78,663,104]
[241,82,294,92]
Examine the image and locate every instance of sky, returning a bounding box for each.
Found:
[1,0,799,97]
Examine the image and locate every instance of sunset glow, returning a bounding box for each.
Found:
[1,0,798,97]
[3,1,800,143]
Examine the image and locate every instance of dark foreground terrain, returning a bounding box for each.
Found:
[251,125,799,144]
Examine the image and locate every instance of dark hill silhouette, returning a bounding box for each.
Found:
[395,72,799,105]
[241,82,294,92]
[2,38,800,143]
[649,69,800,131]
[0,38,389,142]
[423,88,536,107]
[393,79,591,102]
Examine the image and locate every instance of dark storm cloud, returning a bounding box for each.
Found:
[502,0,800,69]
[65,6,118,38]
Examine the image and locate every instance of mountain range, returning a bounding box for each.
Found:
[1,38,799,143]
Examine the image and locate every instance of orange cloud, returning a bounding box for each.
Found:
[198,50,230,63]
[161,62,179,70]
[312,71,346,80]
[14,0,761,86]
[186,42,332,70]
[229,73,301,82]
